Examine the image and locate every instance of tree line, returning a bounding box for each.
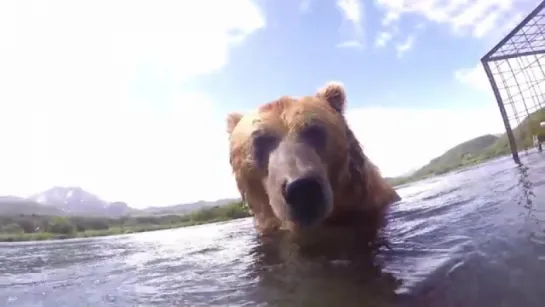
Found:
[0,201,250,239]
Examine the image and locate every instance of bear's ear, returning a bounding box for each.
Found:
[316,81,347,114]
[227,112,243,134]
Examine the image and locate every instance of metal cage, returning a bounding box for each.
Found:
[481,0,545,164]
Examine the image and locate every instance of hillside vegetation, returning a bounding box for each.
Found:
[481,107,545,157]
[0,201,250,242]
[388,107,545,186]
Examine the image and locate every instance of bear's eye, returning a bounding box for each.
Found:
[252,132,278,169]
[299,124,327,151]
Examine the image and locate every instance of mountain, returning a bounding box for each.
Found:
[388,107,545,186]
[1,186,239,217]
[29,187,137,217]
[108,201,133,217]
[0,196,65,216]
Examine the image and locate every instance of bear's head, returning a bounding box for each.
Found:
[226,82,400,233]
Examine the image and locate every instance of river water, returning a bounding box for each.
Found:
[1,151,545,307]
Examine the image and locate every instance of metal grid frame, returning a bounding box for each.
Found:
[481,0,545,164]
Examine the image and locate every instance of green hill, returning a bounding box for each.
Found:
[387,134,500,186]
[413,134,499,176]
[388,107,545,186]
[480,107,545,157]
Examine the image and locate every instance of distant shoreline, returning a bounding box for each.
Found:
[0,218,244,242]
[388,151,512,188]
[0,202,250,243]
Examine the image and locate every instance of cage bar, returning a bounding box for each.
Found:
[481,0,545,163]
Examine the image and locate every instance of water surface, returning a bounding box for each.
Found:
[1,151,545,307]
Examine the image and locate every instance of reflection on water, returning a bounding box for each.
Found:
[0,151,544,307]
[245,228,401,307]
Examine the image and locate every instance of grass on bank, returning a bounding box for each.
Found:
[0,201,251,242]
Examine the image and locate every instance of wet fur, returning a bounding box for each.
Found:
[226,81,401,237]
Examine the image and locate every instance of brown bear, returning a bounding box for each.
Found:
[226,81,401,238]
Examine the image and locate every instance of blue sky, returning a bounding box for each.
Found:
[0,0,542,208]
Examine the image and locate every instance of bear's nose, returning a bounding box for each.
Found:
[283,176,325,226]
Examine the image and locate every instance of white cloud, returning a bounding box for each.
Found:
[373,0,540,56]
[338,0,362,26]
[375,31,394,48]
[336,0,365,48]
[345,105,506,178]
[375,0,532,37]
[472,8,503,38]
[0,0,265,208]
[382,10,401,26]
[455,64,492,93]
[395,34,415,57]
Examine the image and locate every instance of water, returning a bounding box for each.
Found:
[1,151,545,307]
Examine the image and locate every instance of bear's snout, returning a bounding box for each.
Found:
[283,176,328,227]
[265,139,334,228]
